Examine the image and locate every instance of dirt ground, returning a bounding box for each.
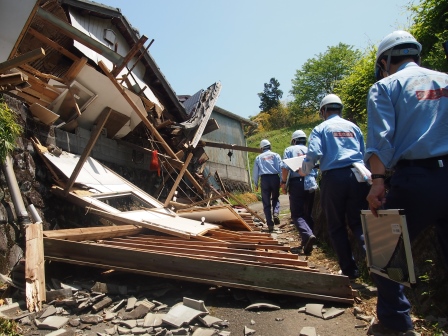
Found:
[0,195,444,336]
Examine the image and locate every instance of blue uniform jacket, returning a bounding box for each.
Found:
[252,149,282,188]
[366,62,448,168]
[302,114,365,174]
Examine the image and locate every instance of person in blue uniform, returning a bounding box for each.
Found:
[365,30,448,336]
[281,130,317,254]
[252,139,282,232]
[300,94,369,279]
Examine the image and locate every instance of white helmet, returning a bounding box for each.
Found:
[375,30,421,79]
[319,94,343,111]
[292,130,306,141]
[260,139,271,149]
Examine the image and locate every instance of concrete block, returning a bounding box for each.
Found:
[37,316,69,330]
[299,326,317,336]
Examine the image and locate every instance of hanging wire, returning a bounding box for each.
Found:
[143,127,203,203]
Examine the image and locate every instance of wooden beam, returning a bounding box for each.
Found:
[0,72,28,86]
[43,225,143,241]
[227,193,266,223]
[65,57,88,84]
[25,223,45,312]
[98,60,203,194]
[63,108,112,195]
[0,48,45,74]
[199,140,262,153]
[28,27,79,62]
[43,238,355,303]
[103,240,309,268]
[127,39,154,75]
[111,35,148,77]
[164,152,193,207]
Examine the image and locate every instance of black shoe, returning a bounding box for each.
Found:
[303,235,317,254]
[268,226,274,233]
[273,215,280,225]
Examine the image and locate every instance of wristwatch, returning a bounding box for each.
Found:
[371,174,386,180]
[281,180,287,184]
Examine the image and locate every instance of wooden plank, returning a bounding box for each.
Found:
[227,193,266,223]
[135,234,291,251]
[43,238,354,303]
[25,223,45,312]
[22,86,54,104]
[102,241,312,271]
[177,205,252,231]
[0,48,45,74]
[65,57,88,84]
[29,103,59,125]
[164,152,193,207]
[18,63,65,82]
[28,27,79,62]
[0,72,28,86]
[64,107,112,195]
[98,60,203,194]
[111,35,148,77]
[102,240,308,267]
[42,225,143,241]
[110,237,299,260]
[13,90,50,107]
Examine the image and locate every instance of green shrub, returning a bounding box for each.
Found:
[0,99,22,163]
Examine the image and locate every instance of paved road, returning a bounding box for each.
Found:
[248,194,290,220]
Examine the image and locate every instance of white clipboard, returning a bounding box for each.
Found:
[282,156,305,172]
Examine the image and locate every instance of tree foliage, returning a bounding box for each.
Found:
[0,99,22,163]
[335,47,377,126]
[409,0,448,72]
[290,43,361,120]
[251,102,294,132]
[257,77,283,112]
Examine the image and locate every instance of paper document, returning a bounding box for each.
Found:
[283,156,305,172]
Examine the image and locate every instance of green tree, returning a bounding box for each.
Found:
[290,43,361,119]
[257,77,283,112]
[409,0,448,72]
[335,47,377,126]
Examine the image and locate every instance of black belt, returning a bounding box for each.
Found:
[322,165,352,176]
[396,154,448,169]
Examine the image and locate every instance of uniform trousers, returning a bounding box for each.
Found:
[288,177,314,244]
[320,166,368,277]
[260,174,280,227]
[373,163,448,331]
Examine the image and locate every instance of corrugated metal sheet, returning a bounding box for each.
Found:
[202,111,247,169]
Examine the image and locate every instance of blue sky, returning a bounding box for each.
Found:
[98,0,415,119]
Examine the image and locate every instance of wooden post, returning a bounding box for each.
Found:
[63,108,112,195]
[111,35,148,77]
[0,48,45,74]
[164,152,193,208]
[25,223,45,312]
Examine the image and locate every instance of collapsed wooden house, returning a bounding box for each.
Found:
[33,140,355,305]
[0,0,356,312]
